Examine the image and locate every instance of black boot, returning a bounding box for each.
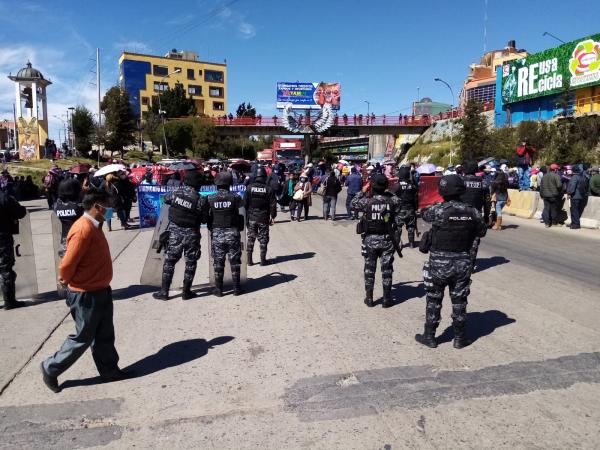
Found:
[453,324,472,349]
[260,249,269,266]
[452,303,471,348]
[408,236,415,249]
[1,281,25,310]
[247,250,254,266]
[213,272,223,297]
[415,325,438,348]
[364,289,374,307]
[181,280,197,300]
[232,269,243,296]
[152,272,173,301]
[382,287,393,308]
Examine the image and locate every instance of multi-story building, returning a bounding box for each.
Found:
[460,40,528,108]
[119,49,227,118]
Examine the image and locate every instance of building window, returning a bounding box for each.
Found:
[198,69,203,76]
[187,68,195,80]
[188,85,202,96]
[205,70,224,83]
[153,65,168,76]
[209,86,224,98]
[174,67,182,74]
[153,81,169,92]
[213,101,224,111]
[141,97,149,105]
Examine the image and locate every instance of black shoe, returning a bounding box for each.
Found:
[213,277,223,297]
[453,333,472,349]
[382,289,393,308]
[247,252,254,266]
[415,333,438,348]
[233,286,243,296]
[569,225,580,229]
[364,290,374,308]
[409,240,416,249]
[40,362,60,393]
[152,291,169,301]
[3,300,26,310]
[101,368,135,382]
[213,287,223,297]
[260,252,269,266]
[181,290,197,300]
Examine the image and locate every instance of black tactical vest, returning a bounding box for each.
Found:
[394,181,416,208]
[168,189,200,228]
[54,200,83,238]
[209,191,238,229]
[431,204,476,252]
[248,183,269,210]
[365,196,390,234]
[460,175,485,211]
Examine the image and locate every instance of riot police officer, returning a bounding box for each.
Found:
[153,170,204,301]
[390,166,418,248]
[0,189,27,309]
[351,174,403,308]
[415,175,487,349]
[54,179,83,258]
[245,167,277,266]
[460,161,491,269]
[205,172,244,297]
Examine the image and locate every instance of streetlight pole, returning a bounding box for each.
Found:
[434,77,455,165]
[157,68,181,159]
[68,106,75,154]
[364,100,370,117]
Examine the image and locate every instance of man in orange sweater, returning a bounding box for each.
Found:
[41,188,132,393]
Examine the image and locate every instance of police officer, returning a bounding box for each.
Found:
[351,174,403,308]
[460,161,491,270]
[245,167,277,266]
[153,170,204,301]
[0,188,27,310]
[390,166,418,248]
[415,175,487,349]
[54,179,83,258]
[205,172,244,297]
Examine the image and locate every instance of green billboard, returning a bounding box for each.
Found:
[502,33,600,104]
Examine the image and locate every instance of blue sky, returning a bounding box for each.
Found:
[0,0,598,140]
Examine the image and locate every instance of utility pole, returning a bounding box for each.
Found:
[97,48,102,165]
[12,103,18,150]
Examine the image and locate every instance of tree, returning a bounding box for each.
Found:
[101,87,137,158]
[458,100,488,161]
[236,102,256,118]
[151,84,196,118]
[191,118,216,158]
[142,112,162,147]
[71,106,95,154]
[163,120,193,156]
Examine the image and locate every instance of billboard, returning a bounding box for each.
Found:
[276,82,341,110]
[502,33,600,104]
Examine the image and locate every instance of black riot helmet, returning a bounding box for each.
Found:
[255,167,267,182]
[438,174,466,199]
[215,171,233,188]
[397,166,411,180]
[371,174,389,194]
[184,170,204,189]
[462,161,478,175]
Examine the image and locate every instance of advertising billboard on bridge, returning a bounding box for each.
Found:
[502,33,600,104]
[276,82,341,110]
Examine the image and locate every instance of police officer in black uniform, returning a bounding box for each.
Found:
[351,174,403,308]
[0,189,27,310]
[245,167,277,266]
[205,172,244,297]
[460,161,491,269]
[390,166,419,248]
[54,179,83,258]
[415,175,487,349]
[153,170,204,301]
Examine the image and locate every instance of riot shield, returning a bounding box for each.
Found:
[140,205,170,286]
[208,207,248,288]
[50,213,67,297]
[13,213,38,300]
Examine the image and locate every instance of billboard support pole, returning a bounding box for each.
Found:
[303,134,311,165]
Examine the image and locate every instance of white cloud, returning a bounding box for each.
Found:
[114,40,153,54]
[239,22,256,39]
[166,14,196,26]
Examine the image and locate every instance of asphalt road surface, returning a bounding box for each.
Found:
[0,195,599,449]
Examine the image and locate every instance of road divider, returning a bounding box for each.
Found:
[503,189,540,219]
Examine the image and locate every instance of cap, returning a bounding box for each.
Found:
[215,171,233,186]
[462,161,478,175]
[397,166,411,180]
[550,163,560,170]
[184,170,204,189]
[371,174,389,193]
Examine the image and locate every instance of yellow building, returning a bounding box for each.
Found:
[118,49,227,118]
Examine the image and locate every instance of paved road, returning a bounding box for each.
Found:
[0,196,599,449]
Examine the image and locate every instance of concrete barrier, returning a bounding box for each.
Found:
[503,189,540,219]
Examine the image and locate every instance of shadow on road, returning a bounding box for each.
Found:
[112,284,158,300]
[502,224,519,229]
[60,337,234,389]
[375,280,425,307]
[244,272,298,294]
[437,310,516,344]
[271,252,316,264]
[475,256,510,273]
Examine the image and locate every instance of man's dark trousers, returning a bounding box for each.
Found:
[43,287,119,377]
[570,198,586,228]
[543,197,561,225]
[346,193,356,218]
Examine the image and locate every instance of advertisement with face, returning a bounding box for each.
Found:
[277,82,341,109]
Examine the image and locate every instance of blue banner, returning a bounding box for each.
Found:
[138,184,246,229]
